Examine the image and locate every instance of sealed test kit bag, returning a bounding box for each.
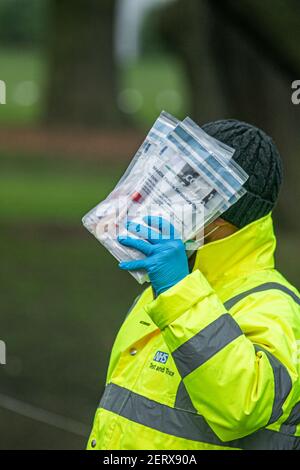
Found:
[82,112,248,283]
[82,111,179,283]
[115,111,179,190]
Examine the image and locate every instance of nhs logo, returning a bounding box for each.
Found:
[153,350,169,364]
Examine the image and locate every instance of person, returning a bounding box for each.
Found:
[87,120,300,450]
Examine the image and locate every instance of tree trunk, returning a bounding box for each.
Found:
[158,0,228,123]
[45,0,122,128]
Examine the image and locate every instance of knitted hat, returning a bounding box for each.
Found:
[202,119,283,228]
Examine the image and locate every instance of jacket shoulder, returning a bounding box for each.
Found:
[224,268,300,319]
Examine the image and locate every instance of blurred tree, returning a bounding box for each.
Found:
[140,8,170,57]
[157,0,300,124]
[157,0,300,230]
[208,0,300,129]
[209,0,300,78]
[0,0,48,47]
[45,0,121,127]
[157,0,228,122]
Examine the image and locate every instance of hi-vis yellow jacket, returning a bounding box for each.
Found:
[88,213,300,450]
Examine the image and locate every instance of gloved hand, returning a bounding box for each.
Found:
[118,216,189,296]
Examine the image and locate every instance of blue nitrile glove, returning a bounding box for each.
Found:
[118,216,189,296]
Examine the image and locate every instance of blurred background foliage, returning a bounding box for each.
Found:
[0,0,300,449]
[0,0,48,47]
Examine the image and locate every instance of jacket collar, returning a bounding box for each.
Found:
[192,213,276,286]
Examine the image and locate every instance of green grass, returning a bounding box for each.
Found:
[0,151,141,448]
[0,151,143,448]
[0,48,46,124]
[0,153,127,223]
[121,55,190,126]
[0,47,189,126]
[0,224,142,449]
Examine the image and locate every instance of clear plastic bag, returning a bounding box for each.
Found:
[83,113,248,284]
[82,111,178,250]
[115,111,179,190]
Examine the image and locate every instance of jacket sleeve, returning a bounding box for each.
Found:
[144,269,299,441]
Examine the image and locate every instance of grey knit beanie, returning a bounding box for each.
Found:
[202,119,283,228]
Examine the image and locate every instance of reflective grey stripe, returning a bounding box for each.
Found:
[280,402,300,435]
[99,383,300,450]
[254,345,292,424]
[223,283,296,427]
[174,381,197,412]
[99,383,224,448]
[224,282,300,310]
[172,314,243,378]
[174,343,292,426]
